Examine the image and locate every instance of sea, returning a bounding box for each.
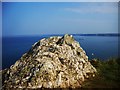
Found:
[2,34,119,69]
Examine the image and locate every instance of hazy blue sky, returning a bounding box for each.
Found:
[3,2,118,36]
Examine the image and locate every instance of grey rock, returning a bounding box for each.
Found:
[1,34,96,89]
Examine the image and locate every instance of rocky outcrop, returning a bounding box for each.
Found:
[2,34,96,89]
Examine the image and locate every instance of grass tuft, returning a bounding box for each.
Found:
[82,58,120,88]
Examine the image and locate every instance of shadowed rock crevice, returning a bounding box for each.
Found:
[1,34,97,89]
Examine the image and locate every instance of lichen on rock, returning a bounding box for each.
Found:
[1,34,97,89]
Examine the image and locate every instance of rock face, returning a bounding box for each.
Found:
[2,34,96,89]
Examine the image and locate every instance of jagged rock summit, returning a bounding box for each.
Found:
[2,34,96,89]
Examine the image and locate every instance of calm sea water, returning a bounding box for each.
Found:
[2,35,119,69]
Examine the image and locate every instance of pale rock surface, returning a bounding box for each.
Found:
[1,34,96,89]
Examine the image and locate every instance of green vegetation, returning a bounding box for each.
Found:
[82,58,120,88]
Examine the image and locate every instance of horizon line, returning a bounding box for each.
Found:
[2,33,120,37]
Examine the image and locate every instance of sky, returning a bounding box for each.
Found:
[2,2,118,36]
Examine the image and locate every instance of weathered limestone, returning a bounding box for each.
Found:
[2,34,96,89]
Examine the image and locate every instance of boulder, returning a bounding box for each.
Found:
[1,34,96,89]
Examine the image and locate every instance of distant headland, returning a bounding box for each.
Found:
[42,33,120,37]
